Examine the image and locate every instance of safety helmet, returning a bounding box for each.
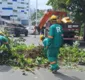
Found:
[0,31,4,35]
[49,15,57,20]
[40,35,44,41]
[61,17,72,23]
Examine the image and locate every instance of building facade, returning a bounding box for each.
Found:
[0,0,29,25]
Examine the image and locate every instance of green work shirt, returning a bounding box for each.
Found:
[0,35,8,45]
[43,38,48,48]
[42,38,48,57]
[48,24,63,48]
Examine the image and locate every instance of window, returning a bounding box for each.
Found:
[11,15,17,17]
[1,16,10,20]
[27,9,29,11]
[21,7,24,9]
[14,15,17,17]
[27,6,29,8]
[0,2,2,4]
[8,2,12,5]
[13,0,17,1]
[17,7,20,9]
[2,8,13,10]
[27,3,28,5]
[21,2,24,4]
[21,10,24,12]
[17,7,24,9]
[3,0,7,1]
[24,12,27,14]
[10,15,13,17]
[13,10,17,12]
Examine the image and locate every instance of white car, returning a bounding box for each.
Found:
[26,26,39,35]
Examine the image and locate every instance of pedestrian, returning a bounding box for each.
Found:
[34,26,36,34]
[0,31,10,51]
[47,15,63,73]
[40,35,48,57]
[34,25,37,38]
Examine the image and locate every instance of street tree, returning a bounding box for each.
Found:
[47,0,85,23]
[47,0,85,37]
[31,10,44,25]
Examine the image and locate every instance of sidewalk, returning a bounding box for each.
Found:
[0,65,85,80]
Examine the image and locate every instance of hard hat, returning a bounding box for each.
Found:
[0,31,4,35]
[50,15,57,20]
[62,17,72,23]
[40,35,44,41]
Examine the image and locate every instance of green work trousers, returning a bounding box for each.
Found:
[43,48,47,57]
[47,47,60,70]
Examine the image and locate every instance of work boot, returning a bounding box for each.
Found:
[52,67,60,74]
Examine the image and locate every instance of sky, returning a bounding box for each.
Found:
[30,0,52,10]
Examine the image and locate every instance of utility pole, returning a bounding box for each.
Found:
[36,0,38,26]
[35,0,38,38]
[28,0,30,27]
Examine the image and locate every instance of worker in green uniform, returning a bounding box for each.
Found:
[47,15,63,73]
[40,35,48,57]
[0,32,10,51]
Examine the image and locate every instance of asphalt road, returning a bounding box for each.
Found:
[0,65,85,80]
[24,35,41,46]
[21,35,85,48]
[0,35,85,80]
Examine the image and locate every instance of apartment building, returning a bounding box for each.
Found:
[0,0,29,25]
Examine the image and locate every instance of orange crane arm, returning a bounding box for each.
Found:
[38,11,67,29]
[39,11,53,29]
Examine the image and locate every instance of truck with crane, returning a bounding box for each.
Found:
[38,10,81,44]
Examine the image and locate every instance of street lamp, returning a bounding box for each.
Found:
[36,0,38,26]
[34,0,38,38]
[28,0,31,27]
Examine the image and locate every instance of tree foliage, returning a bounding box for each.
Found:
[47,0,68,10]
[31,10,44,25]
[47,0,85,23]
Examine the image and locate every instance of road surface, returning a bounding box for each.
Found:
[24,35,41,46]
[0,65,85,80]
[0,35,85,80]
[20,35,85,47]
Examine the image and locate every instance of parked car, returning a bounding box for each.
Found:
[4,23,28,37]
[26,26,39,35]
